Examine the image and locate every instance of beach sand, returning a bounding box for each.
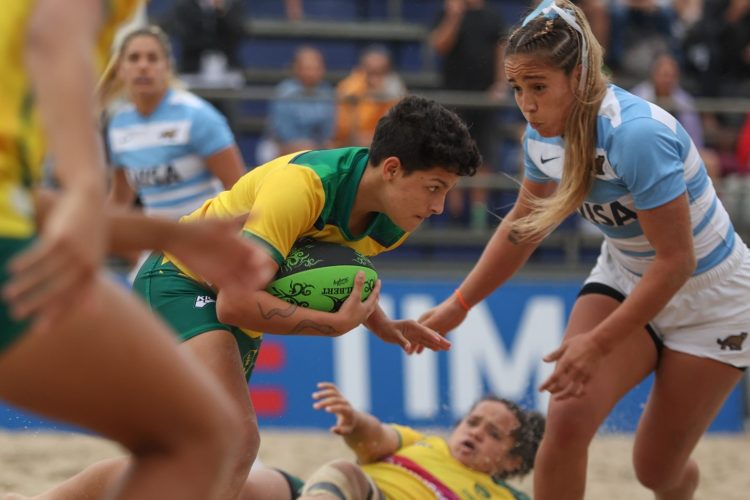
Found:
[1,430,749,499]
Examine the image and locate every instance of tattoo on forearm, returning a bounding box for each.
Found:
[258,303,298,320]
[507,229,521,245]
[291,320,339,336]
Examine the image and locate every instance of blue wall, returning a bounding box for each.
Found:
[0,278,744,433]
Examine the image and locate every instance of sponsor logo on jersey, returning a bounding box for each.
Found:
[578,200,638,226]
[195,296,216,308]
[594,155,606,175]
[127,164,182,187]
[717,332,747,351]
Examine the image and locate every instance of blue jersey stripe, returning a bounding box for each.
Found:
[591,220,644,239]
[144,187,219,209]
[695,229,735,274]
[685,168,710,202]
[619,248,656,258]
[692,196,718,236]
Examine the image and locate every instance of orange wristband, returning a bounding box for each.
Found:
[454,289,471,312]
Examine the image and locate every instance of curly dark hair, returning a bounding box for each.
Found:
[368,95,481,177]
[470,396,546,480]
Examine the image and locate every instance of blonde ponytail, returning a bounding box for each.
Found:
[506,0,608,240]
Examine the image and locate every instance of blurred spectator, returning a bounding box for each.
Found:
[285,0,304,21]
[332,45,407,148]
[607,0,679,86]
[429,0,507,229]
[571,0,611,49]
[100,26,246,276]
[631,52,722,184]
[718,0,750,96]
[682,0,750,97]
[165,0,247,74]
[735,114,750,175]
[260,46,336,160]
[101,26,245,221]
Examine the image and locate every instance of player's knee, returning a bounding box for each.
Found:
[302,459,375,500]
[231,413,260,475]
[543,405,599,448]
[634,455,699,493]
[179,395,247,480]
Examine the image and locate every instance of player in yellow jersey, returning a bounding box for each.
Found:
[26,95,482,500]
[0,2,273,499]
[242,382,544,500]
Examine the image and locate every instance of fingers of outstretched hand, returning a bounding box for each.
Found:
[543,345,565,363]
[312,382,347,408]
[331,425,353,435]
[539,364,589,397]
[316,402,352,415]
[3,240,94,320]
[553,380,586,401]
[404,323,451,353]
[394,329,413,353]
[316,381,339,392]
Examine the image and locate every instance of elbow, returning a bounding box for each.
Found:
[679,247,697,279]
[683,253,697,281]
[664,250,696,285]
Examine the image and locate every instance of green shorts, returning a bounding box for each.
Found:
[0,237,34,353]
[133,252,262,380]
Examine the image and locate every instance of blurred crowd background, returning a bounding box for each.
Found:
[121,0,750,274]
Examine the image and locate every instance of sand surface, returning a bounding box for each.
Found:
[1,430,749,499]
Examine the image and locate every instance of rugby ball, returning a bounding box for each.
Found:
[265,239,378,312]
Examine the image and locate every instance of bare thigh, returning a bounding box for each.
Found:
[545,293,659,436]
[0,274,231,448]
[633,348,743,477]
[183,330,256,428]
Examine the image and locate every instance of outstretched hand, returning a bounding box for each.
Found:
[539,333,606,400]
[3,191,106,332]
[312,382,356,435]
[371,319,451,354]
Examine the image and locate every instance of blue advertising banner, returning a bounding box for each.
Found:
[0,279,744,432]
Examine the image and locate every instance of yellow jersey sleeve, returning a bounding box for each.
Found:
[388,424,426,450]
[242,163,326,265]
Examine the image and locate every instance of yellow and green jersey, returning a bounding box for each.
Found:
[363,425,529,500]
[0,0,140,237]
[176,146,409,268]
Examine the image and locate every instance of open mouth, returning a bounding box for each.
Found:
[461,440,475,451]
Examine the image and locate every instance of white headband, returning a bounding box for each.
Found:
[523,0,589,93]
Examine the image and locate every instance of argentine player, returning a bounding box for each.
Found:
[421,1,750,499]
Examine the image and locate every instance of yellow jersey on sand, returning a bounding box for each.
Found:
[363,424,530,500]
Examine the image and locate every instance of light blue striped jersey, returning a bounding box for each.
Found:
[107,88,235,219]
[524,84,736,276]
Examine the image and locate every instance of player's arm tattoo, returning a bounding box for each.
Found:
[290,320,339,336]
[258,302,298,320]
[258,303,339,336]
